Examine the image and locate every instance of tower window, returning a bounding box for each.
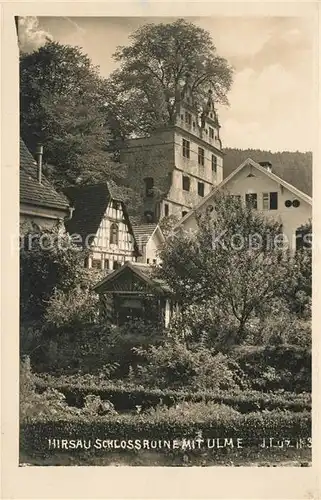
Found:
[182,175,190,191]
[164,203,169,217]
[144,177,154,197]
[211,154,217,173]
[185,111,192,126]
[209,127,214,139]
[110,223,119,245]
[182,139,190,158]
[198,182,205,197]
[245,193,258,210]
[198,147,205,166]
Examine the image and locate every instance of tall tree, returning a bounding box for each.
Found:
[20,41,126,188]
[105,19,233,139]
[158,193,293,342]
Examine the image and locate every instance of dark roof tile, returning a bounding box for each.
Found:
[20,139,70,210]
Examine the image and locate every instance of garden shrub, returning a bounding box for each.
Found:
[27,318,165,375]
[44,286,100,329]
[132,341,248,391]
[21,408,311,458]
[231,344,311,392]
[20,357,117,419]
[34,373,311,413]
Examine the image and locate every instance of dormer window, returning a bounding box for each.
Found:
[185,112,192,126]
[110,223,119,245]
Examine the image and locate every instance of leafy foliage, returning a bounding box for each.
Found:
[20,226,90,322]
[34,372,311,413]
[105,19,233,138]
[159,193,294,342]
[20,41,127,189]
[20,357,117,420]
[44,286,100,329]
[132,340,247,391]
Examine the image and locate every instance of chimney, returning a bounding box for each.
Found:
[258,161,272,173]
[35,144,43,184]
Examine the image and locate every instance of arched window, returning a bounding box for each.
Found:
[110,223,119,245]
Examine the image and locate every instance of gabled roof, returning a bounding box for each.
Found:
[132,223,165,246]
[20,138,70,211]
[176,157,312,229]
[64,182,138,249]
[93,261,171,294]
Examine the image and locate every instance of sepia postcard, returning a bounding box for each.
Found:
[1,1,320,499]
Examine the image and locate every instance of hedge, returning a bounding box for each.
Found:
[34,376,311,413]
[20,409,311,458]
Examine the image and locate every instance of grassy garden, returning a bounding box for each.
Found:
[20,196,312,466]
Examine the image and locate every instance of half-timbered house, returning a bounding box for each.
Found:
[64,183,141,270]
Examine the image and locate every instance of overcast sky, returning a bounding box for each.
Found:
[19,16,314,152]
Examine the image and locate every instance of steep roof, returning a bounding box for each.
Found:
[93,261,171,294]
[223,149,312,196]
[132,223,161,246]
[64,182,138,249]
[20,138,70,211]
[176,157,312,229]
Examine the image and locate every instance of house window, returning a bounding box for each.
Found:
[113,260,121,270]
[185,111,192,125]
[262,193,269,210]
[262,192,278,210]
[110,223,119,245]
[153,259,157,264]
[182,139,190,158]
[144,177,154,197]
[147,258,150,264]
[182,175,190,191]
[198,147,205,166]
[182,211,188,218]
[164,203,169,217]
[198,182,205,197]
[245,193,257,209]
[209,127,214,139]
[212,154,217,173]
[92,259,101,270]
